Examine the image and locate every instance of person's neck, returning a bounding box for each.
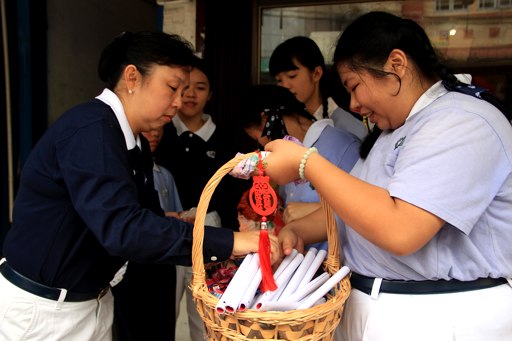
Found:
[305,92,323,115]
[285,115,313,142]
[179,113,206,132]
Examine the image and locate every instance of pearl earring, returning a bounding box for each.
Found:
[128,89,133,94]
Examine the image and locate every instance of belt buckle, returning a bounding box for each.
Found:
[97,286,110,300]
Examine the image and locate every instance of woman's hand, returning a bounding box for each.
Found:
[277,226,305,257]
[165,211,180,218]
[283,202,321,224]
[264,139,307,184]
[231,230,282,265]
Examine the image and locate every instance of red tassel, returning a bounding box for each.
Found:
[249,151,278,293]
[258,219,277,292]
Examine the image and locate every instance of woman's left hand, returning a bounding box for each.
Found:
[231,230,282,265]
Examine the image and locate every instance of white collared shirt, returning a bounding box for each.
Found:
[96,88,141,150]
[172,114,216,142]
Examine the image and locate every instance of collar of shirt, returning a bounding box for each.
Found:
[312,97,338,121]
[172,113,216,142]
[96,88,141,150]
[407,74,473,122]
[302,118,334,147]
[153,162,162,173]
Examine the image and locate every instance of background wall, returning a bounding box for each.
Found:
[0,0,160,256]
[46,0,160,123]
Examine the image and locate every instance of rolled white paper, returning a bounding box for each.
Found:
[215,253,257,314]
[224,253,261,313]
[238,249,300,311]
[311,297,326,307]
[273,248,299,278]
[287,271,330,302]
[297,296,326,309]
[278,248,317,301]
[269,252,305,301]
[296,266,350,310]
[297,248,327,289]
[237,256,261,311]
[274,252,303,284]
[252,252,304,308]
[257,300,300,312]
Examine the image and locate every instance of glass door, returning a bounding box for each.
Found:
[257,0,512,104]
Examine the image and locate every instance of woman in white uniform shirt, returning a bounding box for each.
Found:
[264,11,512,341]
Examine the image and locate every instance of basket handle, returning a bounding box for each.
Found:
[191,152,340,288]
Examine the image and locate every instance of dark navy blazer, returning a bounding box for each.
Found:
[3,99,233,293]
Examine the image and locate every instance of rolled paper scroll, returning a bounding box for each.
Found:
[278,247,317,301]
[273,248,299,278]
[286,271,330,302]
[237,256,261,311]
[308,297,326,307]
[296,266,350,310]
[240,249,299,311]
[257,280,328,311]
[252,252,304,308]
[225,253,261,313]
[297,248,327,289]
[215,253,257,314]
[257,300,300,312]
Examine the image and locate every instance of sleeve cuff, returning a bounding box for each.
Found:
[203,226,234,262]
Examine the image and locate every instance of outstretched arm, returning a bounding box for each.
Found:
[232,230,282,264]
[264,139,444,256]
[278,208,327,256]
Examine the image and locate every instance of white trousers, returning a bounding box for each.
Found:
[0,267,113,340]
[334,282,512,341]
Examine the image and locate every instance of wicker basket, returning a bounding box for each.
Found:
[191,152,351,341]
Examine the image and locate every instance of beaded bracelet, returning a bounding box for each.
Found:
[299,147,318,181]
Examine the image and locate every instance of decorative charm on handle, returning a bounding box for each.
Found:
[249,152,278,292]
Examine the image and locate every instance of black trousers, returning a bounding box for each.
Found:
[112,262,176,341]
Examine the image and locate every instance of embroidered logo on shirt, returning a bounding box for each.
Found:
[395,136,406,150]
[206,150,216,159]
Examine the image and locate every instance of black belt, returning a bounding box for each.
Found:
[350,272,507,295]
[0,262,109,302]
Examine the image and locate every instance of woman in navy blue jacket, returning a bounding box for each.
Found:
[0,31,279,341]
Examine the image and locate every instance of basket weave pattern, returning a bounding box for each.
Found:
[191,152,351,340]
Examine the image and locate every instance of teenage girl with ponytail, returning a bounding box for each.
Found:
[269,36,368,141]
[264,11,512,341]
[268,36,368,225]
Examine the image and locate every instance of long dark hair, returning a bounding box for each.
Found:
[240,84,316,140]
[98,31,195,89]
[269,36,332,119]
[333,11,512,158]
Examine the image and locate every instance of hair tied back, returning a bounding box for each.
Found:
[116,31,133,43]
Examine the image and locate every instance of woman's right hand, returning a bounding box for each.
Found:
[263,139,307,185]
[277,226,305,257]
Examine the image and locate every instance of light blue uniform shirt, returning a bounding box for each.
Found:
[342,81,512,281]
[281,119,361,250]
[313,97,368,141]
[153,162,183,213]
